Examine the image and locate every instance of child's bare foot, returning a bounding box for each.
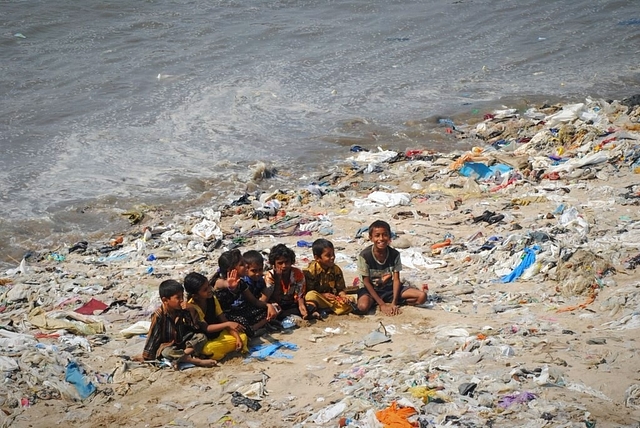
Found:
[179,354,218,368]
[192,357,218,368]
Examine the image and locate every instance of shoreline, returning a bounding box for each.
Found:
[0,93,596,270]
[2,96,640,427]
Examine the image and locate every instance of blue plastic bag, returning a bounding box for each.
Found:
[65,361,96,400]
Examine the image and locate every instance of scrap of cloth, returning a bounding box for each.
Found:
[498,391,537,408]
[376,401,417,428]
[74,298,108,315]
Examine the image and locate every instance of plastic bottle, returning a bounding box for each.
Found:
[281,315,301,329]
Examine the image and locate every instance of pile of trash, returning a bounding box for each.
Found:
[2,96,640,427]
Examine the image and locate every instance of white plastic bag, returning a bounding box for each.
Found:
[313,401,347,424]
[367,191,411,207]
[544,103,585,127]
[191,219,223,240]
[120,321,151,338]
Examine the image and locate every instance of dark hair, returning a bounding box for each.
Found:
[243,250,264,268]
[184,272,208,298]
[159,279,183,299]
[268,243,295,266]
[210,249,243,283]
[311,238,334,258]
[368,220,391,237]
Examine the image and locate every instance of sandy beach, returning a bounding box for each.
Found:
[2,97,640,427]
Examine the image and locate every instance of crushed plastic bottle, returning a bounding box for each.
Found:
[281,315,302,329]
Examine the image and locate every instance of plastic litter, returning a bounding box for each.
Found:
[247,341,298,360]
[120,321,152,338]
[191,219,223,241]
[500,245,539,283]
[459,162,512,180]
[281,314,303,329]
[366,191,411,207]
[348,148,398,164]
[498,391,536,408]
[1,95,640,425]
[312,400,347,424]
[0,356,19,371]
[65,361,96,400]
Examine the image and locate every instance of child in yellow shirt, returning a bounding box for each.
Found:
[303,239,354,315]
[183,272,248,361]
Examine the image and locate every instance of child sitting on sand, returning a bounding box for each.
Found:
[264,243,320,320]
[243,250,280,317]
[183,272,248,361]
[211,250,278,336]
[356,220,427,316]
[138,279,216,368]
[303,238,354,315]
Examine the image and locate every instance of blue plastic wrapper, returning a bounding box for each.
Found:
[65,361,96,400]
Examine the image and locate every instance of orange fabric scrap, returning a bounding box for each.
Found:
[430,238,452,250]
[375,401,417,428]
[448,153,490,171]
[556,293,596,313]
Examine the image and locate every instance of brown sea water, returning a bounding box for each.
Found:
[1,0,639,267]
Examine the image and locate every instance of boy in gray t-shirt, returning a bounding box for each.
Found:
[356,220,427,316]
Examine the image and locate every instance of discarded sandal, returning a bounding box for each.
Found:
[231,391,262,411]
[472,210,495,223]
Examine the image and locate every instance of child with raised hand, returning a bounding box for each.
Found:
[243,250,280,320]
[211,249,277,337]
[138,279,216,368]
[303,238,354,315]
[264,243,320,320]
[183,272,248,360]
[356,220,427,316]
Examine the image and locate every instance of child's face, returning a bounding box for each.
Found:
[316,247,335,270]
[227,259,247,292]
[234,259,248,277]
[162,292,184,312]
[369,227,391,251]
[274,257,292,274]
[246,262,264,281]
[196,280,213,300]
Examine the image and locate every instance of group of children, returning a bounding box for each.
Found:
[138,220,428,368]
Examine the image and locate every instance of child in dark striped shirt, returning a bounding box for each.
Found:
[137,279,216,368]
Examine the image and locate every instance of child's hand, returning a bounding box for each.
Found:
[335,294,350,304]
[228,321,245,333]
[299,305,308,319]
[235,338,243,351]
[380,303,400,316]
[227,269,240,288]
[266,303,279,320]
[322,293,336,302]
